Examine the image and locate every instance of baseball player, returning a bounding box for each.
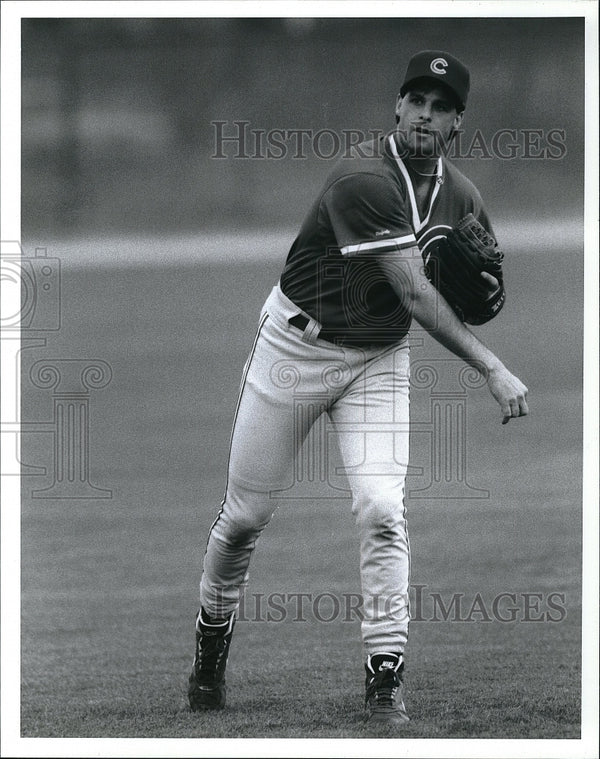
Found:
[188,50,528,725]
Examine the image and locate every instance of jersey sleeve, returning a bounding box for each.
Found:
[470,187,496,239]
[321,172,416,256]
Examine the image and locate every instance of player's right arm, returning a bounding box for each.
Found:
[321,169,527,423]
[378,247,529,425]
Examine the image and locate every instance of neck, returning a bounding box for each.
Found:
[405,157,439,177]
[392,133,440,176]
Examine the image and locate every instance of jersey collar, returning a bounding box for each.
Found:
[388,134,443,233]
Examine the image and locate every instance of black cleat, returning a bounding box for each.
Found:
[365,652,410,725]
[188,608,235,711]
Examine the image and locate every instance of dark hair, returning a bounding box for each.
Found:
[400,76,464,114]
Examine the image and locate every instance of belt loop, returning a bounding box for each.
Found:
[302,318,321,345]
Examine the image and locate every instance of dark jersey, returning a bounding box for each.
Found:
[280,134,494,347]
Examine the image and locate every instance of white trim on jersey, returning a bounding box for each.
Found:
[340,233,416,257]
[421,237,447,265]
[418,223,453,240]
[418,225,453,262]
[420,231,451,251]
[388,135,443,233]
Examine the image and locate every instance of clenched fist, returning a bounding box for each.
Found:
[486,363,529,424]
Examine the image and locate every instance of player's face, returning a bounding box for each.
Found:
[395,85,463,158]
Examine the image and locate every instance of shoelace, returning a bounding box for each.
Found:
[198,641,227,670]
[374,683,398,706]
[196,634,228,674]
[368,671,400,706]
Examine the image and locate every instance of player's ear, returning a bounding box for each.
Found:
[447,110,464,143]
[395,93,403,122]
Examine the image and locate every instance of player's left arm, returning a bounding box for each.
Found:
[377,246,528,424]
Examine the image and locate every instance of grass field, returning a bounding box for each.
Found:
[17,225,586,743]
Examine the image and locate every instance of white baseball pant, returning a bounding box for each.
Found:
[199,284,411,654]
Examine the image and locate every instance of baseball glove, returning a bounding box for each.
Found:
[424,213,506,325]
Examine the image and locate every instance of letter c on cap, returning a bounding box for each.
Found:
[430,57,448,75]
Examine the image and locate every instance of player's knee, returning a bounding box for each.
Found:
[225,524,258,549]
[352,486,406,532]
[215,512,265,548]
[214,488,275,547]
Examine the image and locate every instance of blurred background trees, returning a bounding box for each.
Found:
[21,17,583,237]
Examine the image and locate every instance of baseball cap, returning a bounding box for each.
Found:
[400,50,470,111]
